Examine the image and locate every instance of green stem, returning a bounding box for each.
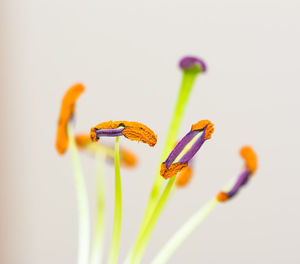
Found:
[131,176,176,264]
[149,72,198,211]
[125,72,198,263]
[108,137,122,264]
[150,178,236,264]
[151,198,219,264]
[67,124,90,264]
[90,153,106,264]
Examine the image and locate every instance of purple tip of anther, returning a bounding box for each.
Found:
[94,127,125,139]
[227,169,250,199]
[179,56,207,72]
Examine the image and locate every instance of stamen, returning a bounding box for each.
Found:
[151,147,257,263]
[216,146,258,202]
[90,121,157,147]
[160,120,214,179]
[126,56,208,263]
[56,83,85,154]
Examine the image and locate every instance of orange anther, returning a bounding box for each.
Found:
[216,191,229,202]
[191,120,214,140]
[56,83,85,154]
[175,166,193,187]
[90,121,157,147]
[160,162,188,179]
[240,146,257,173]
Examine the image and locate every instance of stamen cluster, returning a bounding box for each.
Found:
[55,56,258,264]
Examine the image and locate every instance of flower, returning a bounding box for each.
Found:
[55,55,259,264]
[90,121,157,147]
[160,120,214,179]
[75,133,138,167]
[216,146,258,202]
[55,83,85,154]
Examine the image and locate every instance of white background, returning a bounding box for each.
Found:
[1,1,300,263]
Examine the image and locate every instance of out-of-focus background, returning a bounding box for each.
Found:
[1,1,300,263]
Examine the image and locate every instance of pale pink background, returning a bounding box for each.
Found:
[1,1,300,263]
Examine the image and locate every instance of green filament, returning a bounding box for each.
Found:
[108,137,122,264]
[151,179,236,264]
[148,71,199,214]
[131,176,176,264]
[132,126,205,263]
[126,70,201,263]
[67,124,90,264]
[90,153,106,264]
[151,198,219,264]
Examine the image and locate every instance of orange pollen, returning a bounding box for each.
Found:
[120,148,138,167]
[160,162,188,179]
[191,120,214,140]
[216,191,229,202]
[90,121,157,147]
[55,83,85,154]
[240,146,258,173]
[175,166,193,187]
[75,134,92,148]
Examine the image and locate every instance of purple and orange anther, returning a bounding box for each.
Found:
[216,146,258,202]
[90,121,157,147]
[55,83,85,155]
[160,120,214,179]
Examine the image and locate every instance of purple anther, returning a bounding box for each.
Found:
[165,130,199,168]
[94,127,125,139]
[179,130,206,164]
[227,169,250,198]
[179,56,207,72]
[164,126,207,169]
